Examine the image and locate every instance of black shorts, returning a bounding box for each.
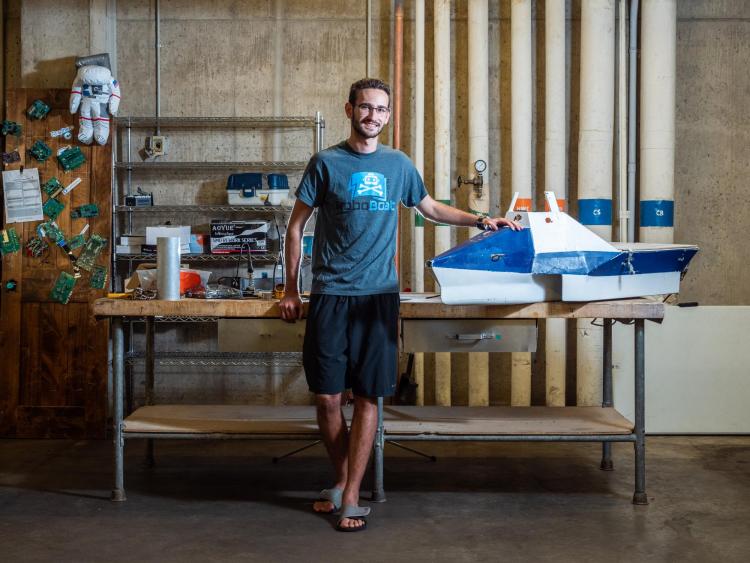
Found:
[303,293,400,398]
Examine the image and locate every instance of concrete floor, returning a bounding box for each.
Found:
[0,437,748,562]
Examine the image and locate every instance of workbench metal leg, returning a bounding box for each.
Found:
[601,319,614,471]
[371,396,386,503]
[633,319,648,505]
[144,317,155,468]
[111,317,126,502]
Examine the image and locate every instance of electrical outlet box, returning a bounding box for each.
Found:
[144,136,168,157]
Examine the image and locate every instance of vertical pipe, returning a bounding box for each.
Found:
[393,0,404,149]
[371,396,386,501]
[466,0,489,407]
[111,317,126,501]
[639,0,675,244]
[366,0,372,76]
[577,0,615,407]
[617,0,629,242]
[413,0,426,406]
[154,0,161,136]
[433,0,452,406]
[144,316,155,467]
[126,121,133,235]
[577,0,615,241]
[394,0,404,275]
[272,0,284,162]
[314,111,322,153]
[544,0,567,407]
[627,0,639,243]
[600,319,614,470]
[0,0,4,120]
[633,318,648,504]
[510,0,533,407]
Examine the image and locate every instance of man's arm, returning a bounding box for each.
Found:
[279,199,314,322]
[415,195,522,231]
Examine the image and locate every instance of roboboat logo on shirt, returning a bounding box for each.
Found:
[341,172,396,212]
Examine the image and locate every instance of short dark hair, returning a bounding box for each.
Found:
[348,78,391,106]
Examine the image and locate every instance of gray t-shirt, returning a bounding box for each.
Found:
[296,141,428,295]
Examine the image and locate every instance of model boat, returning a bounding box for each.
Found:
[428,193,698,305]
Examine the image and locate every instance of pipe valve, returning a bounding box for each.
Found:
[456,159,487,197]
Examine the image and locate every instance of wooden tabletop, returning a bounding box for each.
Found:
[93,293,664,320]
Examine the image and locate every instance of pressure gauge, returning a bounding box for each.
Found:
[474,159,487,174]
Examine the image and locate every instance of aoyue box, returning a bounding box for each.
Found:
[210,220,268,254]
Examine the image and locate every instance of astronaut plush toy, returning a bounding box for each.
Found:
[70,53,121,145]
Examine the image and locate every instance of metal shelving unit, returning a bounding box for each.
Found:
[111,114,323,398]
[112,114,324,289]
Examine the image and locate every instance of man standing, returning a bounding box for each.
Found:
[280,78,521,532]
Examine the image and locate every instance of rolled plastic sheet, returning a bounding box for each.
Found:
[157,236,180,300]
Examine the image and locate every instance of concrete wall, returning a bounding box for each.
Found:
[6,0,749,408]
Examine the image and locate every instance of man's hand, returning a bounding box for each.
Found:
[279,291,304,323]
[479,216,523,231]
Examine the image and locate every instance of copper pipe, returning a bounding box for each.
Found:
[394,0,404,274]
[393,0,404,149]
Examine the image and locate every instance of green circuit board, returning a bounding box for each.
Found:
[39,222,66,246]
[50,272,76,305]
[68,233,87,250]
[29,140,52,162]
[71,204,99,219]
[0,228,21,255]
[57,146,86,172]
[90,265,108,290]
[1,120,22,136]
[42,177,63,198]
[77,234,107,272]
[43,198,65,220]
[27,99,50,120]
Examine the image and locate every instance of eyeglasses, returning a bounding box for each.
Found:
[355,103,391,116]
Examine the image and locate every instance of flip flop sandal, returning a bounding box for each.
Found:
[314,488,342,514]
[336,505,370,533]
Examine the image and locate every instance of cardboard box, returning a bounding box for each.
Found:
[210,220,268,254]
[145,225,190,254]
[119,235,145,245]
[115,244,141,254]
[189,234,208,254]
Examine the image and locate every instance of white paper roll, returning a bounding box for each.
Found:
[157,236,181,300]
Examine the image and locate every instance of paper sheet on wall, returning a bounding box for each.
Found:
[2,168,43,223]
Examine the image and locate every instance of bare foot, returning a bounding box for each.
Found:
[313,499,336,513]
[337,516,366,530]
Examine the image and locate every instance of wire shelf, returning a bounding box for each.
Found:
[115,204,293,214]
[114,253,279,262]
[115,161,306,171]
[125,351,303,367]
[124,316,221,323]
[115,116,320,128]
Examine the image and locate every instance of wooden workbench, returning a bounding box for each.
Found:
[94,294,663,505]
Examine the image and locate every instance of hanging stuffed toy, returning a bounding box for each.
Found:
[70,53,121,145]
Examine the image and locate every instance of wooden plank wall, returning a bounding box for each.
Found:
[0,89,111,438]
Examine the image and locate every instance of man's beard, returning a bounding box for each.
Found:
[351,115,384,139]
